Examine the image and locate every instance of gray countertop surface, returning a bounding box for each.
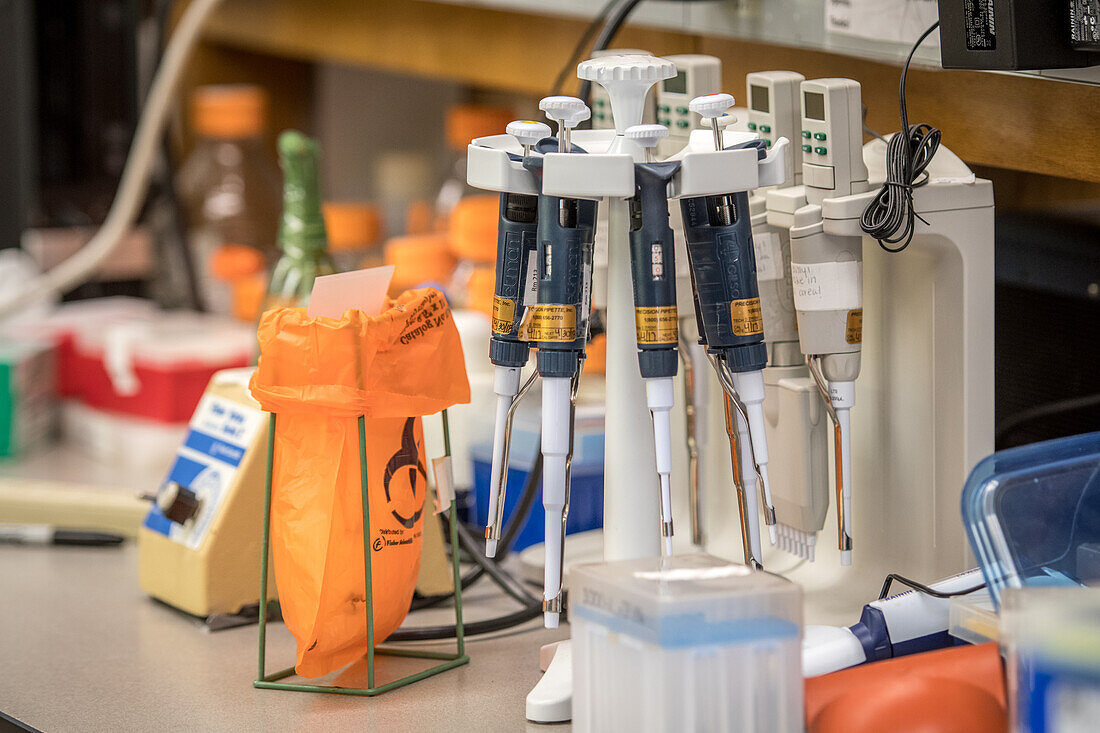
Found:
[0,543,570,732]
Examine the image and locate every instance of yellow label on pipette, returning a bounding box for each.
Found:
[846,309,863,344]
[491,297,516,334]
[634,306,679,345]
[518,304,577,342]
[729,298,764,336]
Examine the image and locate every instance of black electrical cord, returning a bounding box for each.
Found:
[552,0,621,96]
[860,21,942,253]
[995,392,1100,447]
[576,0,647,107]
[408,446,543,611]
[878,572,986,601]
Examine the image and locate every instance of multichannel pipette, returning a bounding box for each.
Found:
[680,93,777,567]
[484,120,549,558]
[524,96,597,628]
[623,123,682,556]
[787,78,868,565]
[746,71,833,561]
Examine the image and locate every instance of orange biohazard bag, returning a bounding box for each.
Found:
[249,287,469,678]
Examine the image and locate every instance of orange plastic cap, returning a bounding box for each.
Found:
[211,243,265,281]
[323,202,383,252]
[448,195,499,263]
[586,333,607,374]
[192,84,267,139]
[445,104,514,151]
[465,265,496,317]
[384,234,456,292]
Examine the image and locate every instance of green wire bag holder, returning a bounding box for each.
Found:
[254,409,469,695]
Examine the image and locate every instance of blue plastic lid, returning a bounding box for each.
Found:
[961,431,1100,609]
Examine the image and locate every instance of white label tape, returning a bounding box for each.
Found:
[790,261,862,311]
[431,455,455,515]
[753,231,783,282]
[523,249,539,306]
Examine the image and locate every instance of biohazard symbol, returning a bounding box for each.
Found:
[383,418,427,529]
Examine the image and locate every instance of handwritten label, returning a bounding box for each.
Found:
[753,231,783,282]
[790,261,862,312]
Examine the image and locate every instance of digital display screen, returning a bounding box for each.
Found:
[804,91,826,121]
[664,71,687,94]
[750,85,770,113]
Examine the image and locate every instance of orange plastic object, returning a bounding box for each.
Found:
[445,104,514,151]
[448,195,499,263]
[211,243,265,281]
[192,84,267,139]
[323,202,383,252]
[249,288,470,678]
[405,200,437,236]
[231,273,266,322]
[384,234,456,295]
[805,643,1007,733]
[586,333,608,374]
[465,265,495,317]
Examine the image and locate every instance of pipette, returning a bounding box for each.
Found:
[623,123,682,556]
[524,96,597,628]
[484,120,550,558]
[680,93,777,566]
[789,78,868,565]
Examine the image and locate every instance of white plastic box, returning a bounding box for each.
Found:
[571,554,803,733]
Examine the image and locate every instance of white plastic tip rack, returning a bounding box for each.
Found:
[777,523,817,562]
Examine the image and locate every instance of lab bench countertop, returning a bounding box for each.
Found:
[0,543,569,731]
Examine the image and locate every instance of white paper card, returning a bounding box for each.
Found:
[307,265,395,319]
[753,232,783,282]
[431,455,455,515]
[791,261,862,311]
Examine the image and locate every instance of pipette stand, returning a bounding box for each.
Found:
[757,139,994,620]
[467,54,789,722]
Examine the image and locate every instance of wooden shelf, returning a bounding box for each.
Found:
[199,0,1100,183]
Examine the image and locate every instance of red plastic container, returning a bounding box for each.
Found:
[71,311,256,423]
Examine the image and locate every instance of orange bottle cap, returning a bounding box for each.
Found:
[464,264,496,317]
[384,234,456,292]
[448,195,499,264]
[323,202,383,252]
[192,84,267,139]
[211,244,265,281]
[445,104,515,151]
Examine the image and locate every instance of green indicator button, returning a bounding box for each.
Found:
[676,106,689,115]
[801,130,811,138]
[801,144,812,153]
[759,124,771,133]
[658,104,670,113]
[747,122,757,131]
[814,146,827,155]
[676,120,690,128]
[594,98,605,107]
[659,118,671,126]
[814,132,827,141]
[764,138,772,147]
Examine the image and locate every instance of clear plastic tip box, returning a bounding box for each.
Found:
[571,554,803,733]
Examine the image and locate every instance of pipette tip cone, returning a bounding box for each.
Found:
[664,536,674,556]
[768,525,777,545]
[544,612,560,629]
[840,550,852,566]
[485,538,498,558]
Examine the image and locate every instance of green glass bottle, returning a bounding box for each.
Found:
[263,130,337,310]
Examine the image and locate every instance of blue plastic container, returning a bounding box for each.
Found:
[961,431,1100,609]
[469,427,605,552]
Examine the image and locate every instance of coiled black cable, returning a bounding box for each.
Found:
[860,21,942,253]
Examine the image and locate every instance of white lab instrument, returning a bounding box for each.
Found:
[655,54,723,155]
[768,78,870,566]
[467,53,789,722]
